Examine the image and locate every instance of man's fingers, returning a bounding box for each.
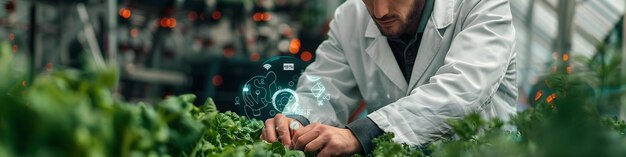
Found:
[264,114,293,145]
[303,135,328,153]
[317,147,334,157]
[293,123,314,137]
[263,118,278,142]
[291,122,319,145]
[275,114,293,146]
[293,128,320,150]
[291,123,321,149]
[277,124,292,146]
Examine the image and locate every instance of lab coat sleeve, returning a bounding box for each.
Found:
[368,0,516,146]
[288,3,363,127]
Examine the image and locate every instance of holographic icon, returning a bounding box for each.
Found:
[311,82,325,98]
[283,63,294,70]
[271,88,299,112]
[242,71,278,117]
[236,56,306,119]
[243,85,250,92]
[263,64,272,70]
[306,75,321,82]
[307,75,331,106]
[235,96,240,105]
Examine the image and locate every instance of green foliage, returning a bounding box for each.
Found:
[369,133,426,157]
[364,73,626,157]
[3,40,626,157]
[0,42,304,157]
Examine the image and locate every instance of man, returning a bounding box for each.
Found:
[261,0,517,156]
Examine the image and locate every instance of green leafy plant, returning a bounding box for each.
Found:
[364,73,626,157]
[0,42,304,157]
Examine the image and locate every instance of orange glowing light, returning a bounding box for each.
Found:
[289,38,301,54]
[262,12,272,21]
[253,13,263,22]
[12,45,17,53]
[546,93,557,103]
[534,90,543,101]
[159,18,168,27]
[212,11,222,20]
[301,51,313,62]
[167,18,177,28]
[119,8,131,19]
[212,75,223,86]
[159,18,176,28]
[21,80,26,87]
[563,53,569,62]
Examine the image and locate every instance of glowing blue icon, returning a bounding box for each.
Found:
[272,89,299,113]
[310,82,326,98]
[306,75,321,82]
[283,63,294,70]
[236,56,306,118]
[243,85,250,92]
[308,78,330,106]
[241,71,278,117]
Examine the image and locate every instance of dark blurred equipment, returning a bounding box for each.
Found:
[5,0,340,111]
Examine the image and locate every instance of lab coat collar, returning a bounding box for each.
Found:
[364,0,456,93]
[431,0,456,29]
[364,31,408,92]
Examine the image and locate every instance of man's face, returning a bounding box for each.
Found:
[362,0,421,38]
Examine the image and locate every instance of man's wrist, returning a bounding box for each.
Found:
[285,114,311,126]
[342,128,363,154]
[345,117,384,155]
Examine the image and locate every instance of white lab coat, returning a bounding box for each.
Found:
[292,0,517,146]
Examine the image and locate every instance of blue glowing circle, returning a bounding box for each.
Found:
[271,89,298,112]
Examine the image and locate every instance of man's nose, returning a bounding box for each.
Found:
[372,0,389,19]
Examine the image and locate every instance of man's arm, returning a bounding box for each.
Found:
[262,1,365,153]
[360,0,516,147]
[286,0,363,128]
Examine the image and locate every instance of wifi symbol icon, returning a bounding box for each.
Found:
[263,64,272,70]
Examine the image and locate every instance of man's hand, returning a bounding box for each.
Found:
[291,123,362,157]
[260,114,301,146]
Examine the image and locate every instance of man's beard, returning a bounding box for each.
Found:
[375,2,422,38]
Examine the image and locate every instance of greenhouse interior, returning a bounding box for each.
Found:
[1,0,626,156]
